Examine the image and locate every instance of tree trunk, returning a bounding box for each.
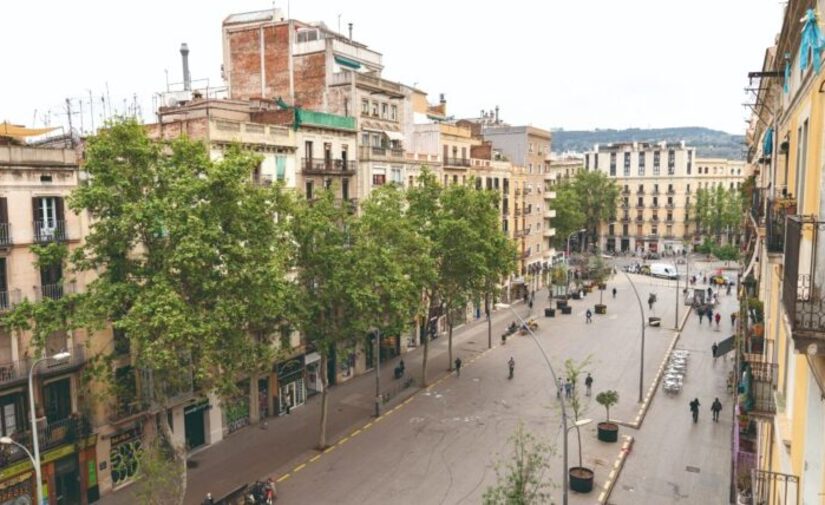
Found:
[422,328,429,387]
[485,292,491,349]
[606,406,610,422]
[576,426,583,468]
[318,353,330,449]
[158,409,187,505]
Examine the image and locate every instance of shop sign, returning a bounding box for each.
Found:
[0,444,75,481]
[276,358,303,380]
[110,427,142,488]
[184,400,210,415]
[87,460,97,487]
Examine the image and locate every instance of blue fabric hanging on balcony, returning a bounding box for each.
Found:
[763,127,773,156]
[799,9,825,73]
[784,61,790,93]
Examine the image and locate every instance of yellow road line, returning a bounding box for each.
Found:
[323,445,336,454]
[351,429,362,437]
[309,455,320,463]
[337,436,349,444]
[363,422,373,429]
[293,463,306,473]
[276,474,290,483]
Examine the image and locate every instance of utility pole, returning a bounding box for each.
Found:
[65,98,75,148]
[675,268,680,328]
[374,329,381,417]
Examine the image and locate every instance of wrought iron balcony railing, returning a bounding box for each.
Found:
[0,223,11,247]
[301,158,356,175]
[33,220,66,243]
[443,157,471,168]
[0,345,86,388]
[740,359,777,416]
[766,198,796,253]
[0,416,90,469]
[751,469,799,505]
[782,216,825,355]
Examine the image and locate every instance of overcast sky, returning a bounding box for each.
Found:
[2,0,781,136]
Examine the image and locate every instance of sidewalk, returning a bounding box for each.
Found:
[609,271,738,504]
[98,302,530,505]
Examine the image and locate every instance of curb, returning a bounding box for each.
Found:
[597,435,634,505]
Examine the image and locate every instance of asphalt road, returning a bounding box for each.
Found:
[276,272,686,505]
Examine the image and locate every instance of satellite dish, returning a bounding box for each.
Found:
[166,95,179,108]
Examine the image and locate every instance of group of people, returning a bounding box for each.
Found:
[556,372,594,398]
[689,397,724,423]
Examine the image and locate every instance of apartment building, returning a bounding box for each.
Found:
[481,125,553,293]
[0,133,98,504]
[737,1,825,502]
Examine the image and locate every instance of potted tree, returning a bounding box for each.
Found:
[595,390,619,442]
[565,358,594,494]
[592,256,609,315]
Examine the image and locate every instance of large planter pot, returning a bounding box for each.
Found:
[597,422,619,442]
[557,300,568,310]
[583,286,592,294]
[545,308,556,318]
[595,304,607,315]
[598,283,607,290]
[561,306,573,315]
[569,467,594,493]
[648,316,661,327]
[571,292,582,300]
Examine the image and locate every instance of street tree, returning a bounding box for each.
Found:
[483,422,554,505]
[289,188,360,449]
[549,181,585,249]
[569,171,619,250]
[67,119,293,504]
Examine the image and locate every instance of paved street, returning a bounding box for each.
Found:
[273,270,686,504]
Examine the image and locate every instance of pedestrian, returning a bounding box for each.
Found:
[528,298,534,311]
[648,293,655,310]
[715,312,721,327]
[454,357,462,377]
[612,287,617,299]
[556,378,563,399]
[585,373,593,396]
[585,309,593,323]
[285,389,293,415]
[690,397,700,423]
[731,312,737,327]
[711,398,723,422]
[703,275,707,284]
[726,283,732,296]
[711,342,718,360]
[707,307,714,323]
[698,309,704,324]
[202,493,214,505]
[564,379,572,399]
[707,286,713,298]
[508,357,515,379]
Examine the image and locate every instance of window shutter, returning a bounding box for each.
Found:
[56,197,65,222]
[0,198,7,224]
[32,197,39,225]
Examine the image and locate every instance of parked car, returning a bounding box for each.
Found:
[650,263,678,280]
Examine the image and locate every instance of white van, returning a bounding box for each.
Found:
[650,263,678,280]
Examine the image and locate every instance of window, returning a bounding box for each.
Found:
[608,223,615,235]
[461,147,467,160]
[622,224,629,236]
[609,152,616,176]
[391,167,402,185]
[373,173,386,186]
[667,212,673,221]
[594,153,599,170]
[638,152,645,176]
[667,150,675,175]
[667,196,673,206]
[637,197,643,207]
[686,184,691,193]
[585,154,590,169]
[651,226,658,236]
[305,181,313,200]
[33,196,65,240]
[275,155,286,181]
[381,103,388,119]
[623,152,630,176]
[390,105,398,121]
[361,132,369,146]
[371,101,379,117]
[296,28,320,42]
[796,119,809,210]
[361,99,369,115]
[529,143,534,153]
[653,151,660,176]
[0,393,25,437]
[43,378,72,422]
[653,184,659,193]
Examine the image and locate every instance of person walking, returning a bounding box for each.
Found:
[202,493,214,505]
[585,308,593,324]
[731,312,737,327]
[508,357,515,380]
[711,398,723,422]
[690,397,701,423]
[698,309,704,325]
[585,373,593,396]
[711,342,719,361]
[715,312,721,327]
[707,307,714,324]
[648,293,655,311]
[556,378,564,399]
[564,379,572,399]
[612,287,617,299]
[285,389,293,415]
[454,357,462,377]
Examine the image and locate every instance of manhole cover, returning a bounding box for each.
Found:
[467,341,475,344]
[686,466,701,473]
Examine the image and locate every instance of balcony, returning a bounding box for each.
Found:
[620,202,630,210]
[543,228,556,238]
[667,188,675,195]
[621,188,630,196]
[359,146,404,161]
[665,203,675,210]
[301,158,356,176]
[621,216,631,223]
[651,189,660,195]
[108,399,150,423]
[0,415,91,469]
[33,221,67,243]
[0,289,21,312]
[443,157,471,168]
[766,198,796,254]
[514,207,522,217]
[0,223,10,247]
[751,187,765,223]
[545,209,556,219]
[36,282,75,302]
[650,201,660,208]
[750,469,799,505]
[782,216,825,355]
[0,345,86,389]
[635,203,645,210]
[665,216,674,223]
[635,216,644,223]
[740,358,777,416]
[636,188,645,195]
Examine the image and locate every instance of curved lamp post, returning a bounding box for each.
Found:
[622,272,646,403]
[566,228,586,258]
[496,303,574,505]
[25,351,71,504]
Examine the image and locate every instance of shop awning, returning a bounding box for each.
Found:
[334,55,361,70]
[762,127,773,156]
[714,336,735,357]
[305,352,321,365]
[384,130,404,142]
[0,122,58,139]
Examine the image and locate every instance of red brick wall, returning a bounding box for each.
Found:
[250,109,295,126]
[228,28,263,100]
[293,52,326,110]
[263,25,291,100]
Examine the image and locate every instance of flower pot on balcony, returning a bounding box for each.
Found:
[595,304,607,315]
[751,323,764,338]
[597,422,619,442]
[569,467,594,493]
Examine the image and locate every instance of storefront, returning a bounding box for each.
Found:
[304,353,322,396]
[275,358,305,415]
[223,380,250,436]
[109,426,141,490]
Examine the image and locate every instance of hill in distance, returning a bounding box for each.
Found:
[551,127,746,160]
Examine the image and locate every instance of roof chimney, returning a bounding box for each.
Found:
[495,105,499,124]
[180,43,191,91]
[439,93,446,104]
[348,23,353,41]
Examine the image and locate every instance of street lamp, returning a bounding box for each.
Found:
[566,229,586,259]
[495,303,574,505]
[622,272,646,403]
[27,350,71,504]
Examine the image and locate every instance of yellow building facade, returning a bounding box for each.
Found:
[742,2,825,502]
